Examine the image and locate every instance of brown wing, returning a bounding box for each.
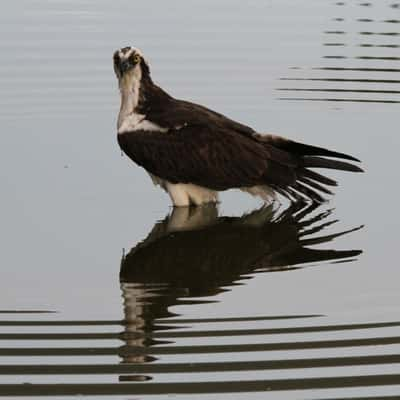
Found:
[146,98,257,137]
[118,123,297,191]
[119,93,363,202]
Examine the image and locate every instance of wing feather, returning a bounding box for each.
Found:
[118,124,295,191]
[118,99,362,203]
[146,98,256,137]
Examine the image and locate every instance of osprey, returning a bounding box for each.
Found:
[114,46,363,206]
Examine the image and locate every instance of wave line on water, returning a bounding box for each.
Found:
[0,374,399,396]
[1,354,400,375]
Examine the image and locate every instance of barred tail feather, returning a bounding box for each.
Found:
[297,176,333,195]
[261,135,363,203]
[278,139,360,162]
[300,169,338,187]
[302,156,364,173]
[261,134,361,162]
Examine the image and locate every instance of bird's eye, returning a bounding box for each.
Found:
[132,54,141,64]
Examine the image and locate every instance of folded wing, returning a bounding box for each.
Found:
[118,121,362,202]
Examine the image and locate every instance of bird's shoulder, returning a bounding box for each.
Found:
[146,98,256,137]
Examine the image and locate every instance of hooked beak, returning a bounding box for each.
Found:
[119,60,134,75]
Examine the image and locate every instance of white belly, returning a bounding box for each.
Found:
[166,182,219,206]
[240,185,276,202]
[148,174,218,206]
[149,174,275,207]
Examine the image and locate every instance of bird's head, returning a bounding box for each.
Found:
[113,46,151,87]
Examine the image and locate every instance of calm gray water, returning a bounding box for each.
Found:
[0,0,399,398]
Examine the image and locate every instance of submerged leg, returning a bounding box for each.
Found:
[166,183,190,207]
[166,182,218,207]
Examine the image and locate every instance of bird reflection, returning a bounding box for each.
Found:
[118,203,362,374]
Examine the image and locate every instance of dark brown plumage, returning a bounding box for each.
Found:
[114,46,363,205]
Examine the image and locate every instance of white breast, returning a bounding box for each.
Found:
[118,113,168,134]
[117,63,168,135]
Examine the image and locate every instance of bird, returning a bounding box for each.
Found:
[113,46,363,207]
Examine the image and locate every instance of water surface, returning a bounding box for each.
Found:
[0,0,399,398]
